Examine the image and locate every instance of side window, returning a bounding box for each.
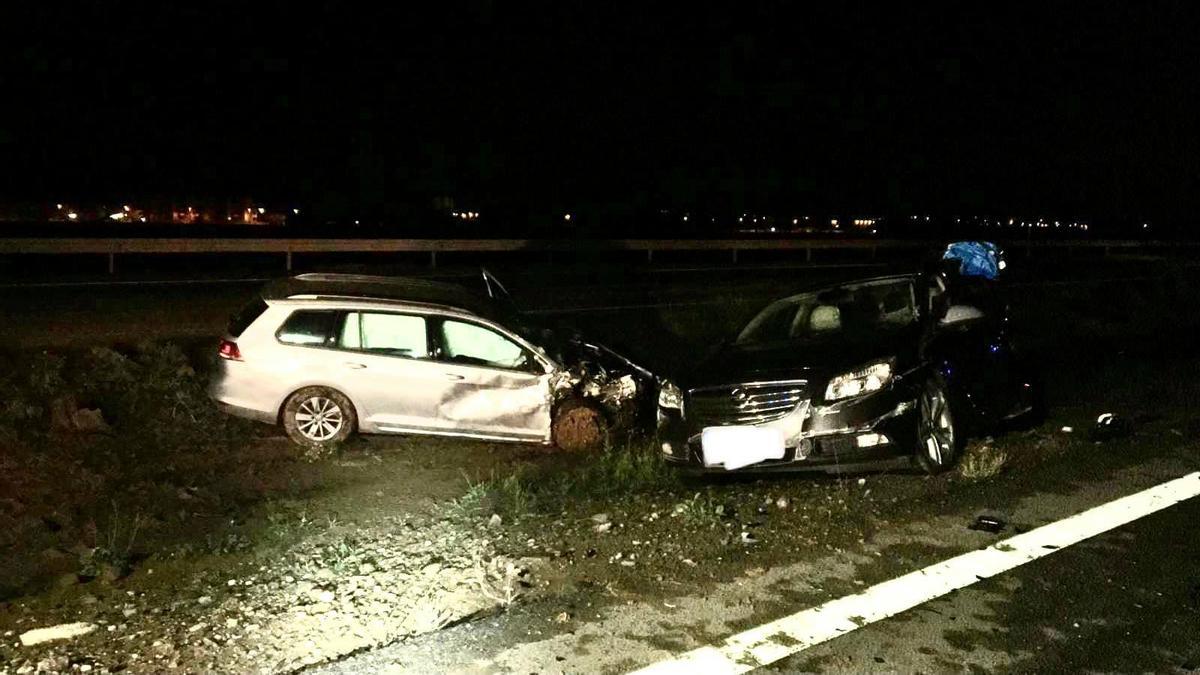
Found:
[277,310,338,346]
[340,312,429,358]
[439,320,530,370]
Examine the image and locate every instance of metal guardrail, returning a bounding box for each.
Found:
[0,237,1190,273]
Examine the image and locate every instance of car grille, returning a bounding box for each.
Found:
[686,380,809,429]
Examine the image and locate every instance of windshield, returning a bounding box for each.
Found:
[737,278,917,345]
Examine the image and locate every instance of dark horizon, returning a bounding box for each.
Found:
[4,4,1199,228]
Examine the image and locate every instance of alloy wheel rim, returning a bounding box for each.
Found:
[921,389,954,465]
[295,396,344,441]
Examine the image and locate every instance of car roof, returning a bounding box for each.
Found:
[797,272,921,294]
[260,273,511,321]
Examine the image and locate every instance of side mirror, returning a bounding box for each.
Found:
[939,304,985,326]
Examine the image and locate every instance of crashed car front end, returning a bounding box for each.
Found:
[535,329,665,447]
[657,366,919,473]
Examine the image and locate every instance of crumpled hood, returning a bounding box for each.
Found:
[684,326,918,391]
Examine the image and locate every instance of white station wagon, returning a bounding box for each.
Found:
[209,273,662,450]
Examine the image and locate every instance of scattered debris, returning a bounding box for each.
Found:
[554,611,571,624]
[19,622,97,647]
[488,513,503,528]
[1089,413,1134,442]
[590,513,610,524]
[594,521,613,534]
[968,515,1007,534]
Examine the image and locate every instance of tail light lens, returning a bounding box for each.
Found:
[218,339,242,361]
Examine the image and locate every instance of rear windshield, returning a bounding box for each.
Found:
[228,297,269,337]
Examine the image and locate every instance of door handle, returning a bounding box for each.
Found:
[343,362,367,369]
[444,373,465,381]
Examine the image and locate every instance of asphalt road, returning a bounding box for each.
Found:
[768,491,1200,674]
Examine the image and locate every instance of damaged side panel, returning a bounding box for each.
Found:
[431,369,552,441]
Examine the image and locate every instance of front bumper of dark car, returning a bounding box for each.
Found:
[657,386,918,474]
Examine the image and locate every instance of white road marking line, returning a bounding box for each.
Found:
[631,471,1200,674]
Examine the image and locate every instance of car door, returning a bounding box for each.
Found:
[331,310,462,433]
[927,309,1015,423]
[431,316,552,441]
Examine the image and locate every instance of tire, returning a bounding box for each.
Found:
[551,399,609,452]
[282,386,356,451]
[915,378,959,474]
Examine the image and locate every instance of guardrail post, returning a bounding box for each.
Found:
[806,246,813,263]
[430,251,438,268]
[646,249,654,264]
[731,248,738,264]
[285,250,293,272]
[107,252,115,275]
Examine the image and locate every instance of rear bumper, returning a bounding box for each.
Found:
[213,399,276,425]
[658,388,918,474]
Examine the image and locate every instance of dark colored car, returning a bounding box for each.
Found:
[656,273,1038,474]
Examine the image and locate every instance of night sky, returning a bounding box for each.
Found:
[4,3,1199,226]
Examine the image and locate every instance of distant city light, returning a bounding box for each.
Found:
[831,219,839,226]
[140,217,146,222]
[563,213,572,221]
[108,212,125,220]
[55,203,63,210]
[293,208,300,215]
[123,204,131,212]
[792,218,798,225]
[682,215,688,222]
[66,212,78,220]
[257,207,266,214]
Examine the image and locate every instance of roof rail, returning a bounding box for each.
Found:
[282,294,476,316]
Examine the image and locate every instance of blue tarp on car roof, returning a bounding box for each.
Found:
[943,241,1002,280]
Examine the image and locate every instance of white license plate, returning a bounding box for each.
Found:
[701,426,786,470]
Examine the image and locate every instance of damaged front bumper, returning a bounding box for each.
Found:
[658,387,918,474]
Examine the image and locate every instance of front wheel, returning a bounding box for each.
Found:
[551,399,609,452]
[282,386,356,452]
[915,379,959,474]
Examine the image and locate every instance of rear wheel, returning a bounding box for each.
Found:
[551,399,609,452]
[282,386,356,451]
[915,379,958,474]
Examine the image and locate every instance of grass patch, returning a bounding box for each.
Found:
[463,439,681,520]
[0,342,274,596]
[957,440,1010,480]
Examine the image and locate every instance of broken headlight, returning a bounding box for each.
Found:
[824,360,893,402]
[657,380,683,410]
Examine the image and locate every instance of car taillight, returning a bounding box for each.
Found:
[218,339,242,361]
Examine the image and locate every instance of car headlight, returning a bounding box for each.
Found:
[824,360,894,402]
[658,381,683,410]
